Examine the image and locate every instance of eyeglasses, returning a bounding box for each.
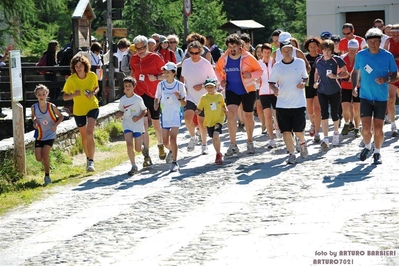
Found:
[135,45,147,51]
[342,32,352,35]
[375,25,383,29]
[169,41,177,44]
[189,51,200,55]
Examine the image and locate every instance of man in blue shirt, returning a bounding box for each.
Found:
[351,28,398,164]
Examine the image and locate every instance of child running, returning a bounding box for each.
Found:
[31,84,64,185]
[196,78,228,165]
[116,76,147,175]
[154,62,186,172]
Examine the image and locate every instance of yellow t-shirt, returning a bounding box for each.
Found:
[63,72,99,116]
[197,92,226,127]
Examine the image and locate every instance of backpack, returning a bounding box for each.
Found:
[36,54,47,74]
[58,46,74,75]
[120,53,131,72]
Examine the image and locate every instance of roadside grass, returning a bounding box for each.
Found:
[0,120,157,216]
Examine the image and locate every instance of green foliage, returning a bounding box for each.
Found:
[104,119,124,138]
[95,128,110,146]
[0,153,23,193]
[70,136,83,156]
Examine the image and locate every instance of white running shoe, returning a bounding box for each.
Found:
[332,131,340,146]
[225,144,239,156]
[201,145,209,155]
[321,138,329,148]
[187,137,196,152]
[300,141,308,158]
[87,160,95,172]
[247,142,255,154]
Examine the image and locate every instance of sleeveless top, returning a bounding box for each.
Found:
[33,102,58,141]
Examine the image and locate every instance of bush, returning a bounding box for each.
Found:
[0,153,24,194]
[105,120,123,138]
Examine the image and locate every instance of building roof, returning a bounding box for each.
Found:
[72,0,96,19]
[219,20,265,31]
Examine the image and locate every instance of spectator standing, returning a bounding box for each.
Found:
[352,28,398,164]
[215,33,263,155]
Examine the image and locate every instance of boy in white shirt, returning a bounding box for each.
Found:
[154,62,186,172]
[116,76,148,175]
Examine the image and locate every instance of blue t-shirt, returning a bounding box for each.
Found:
[314,55,346,95]
[225,56,246,95]
[354,48,398,101]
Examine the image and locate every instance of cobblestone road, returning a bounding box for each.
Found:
[0,117,398,266]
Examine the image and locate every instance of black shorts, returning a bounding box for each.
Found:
[184,100,204,117]
[225,90,256,112]
[276,107,306,133]
[305,85,318,99]
[141,94,160,120]
[341,89,360,103]
[207,123,223,138]
[35,139,55,148]
[255,90,260,100]
[259,94,277,109]
[360,99,387,120]
[74,108,99,128]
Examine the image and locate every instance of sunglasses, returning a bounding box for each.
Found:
[169,41,177,44]
[375,25,383,29]
[342,32,352,35]
[189,51,200,55]
[135,45,147,51]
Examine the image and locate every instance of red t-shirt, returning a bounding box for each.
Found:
[387,38,399,68]
[158,49,177,64]
[130,52,165,98]
[341,53,355,90]
[338,36,365,54]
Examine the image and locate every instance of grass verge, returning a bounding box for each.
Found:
[0,119,157,216]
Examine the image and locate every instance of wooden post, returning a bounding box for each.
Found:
[107,0,115,102]
[12,102,26,176]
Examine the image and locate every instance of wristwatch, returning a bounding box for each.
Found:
[387,76,391,83]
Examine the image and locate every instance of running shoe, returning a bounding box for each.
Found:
[391,124,398,137]
[187,137,196,152]
[348,121,355,131]
[158,144,166,160]
[267,139,276,149]
[128,164,139,176]
[341,124,350,135]
[44,176,51,186]
[353,128,360,138]
[286,154,297,164]
[300,141,308,158]
[314,132,321,143]
[87,160,95,172]
[247,142,255,154]
[359,148,371,161]
[295,137,301,152]
[332,131,340,146]
[321,137,329,148]
[384,114,390,124]
[201,145,209,155]
[165,151,173,164]
[143,156,153,167]
[309,124,315,137]
[225,144,239,156]
[275,129,282,138]
[373,153,382,164]
[215,153,223,165]
[170,161,180,172]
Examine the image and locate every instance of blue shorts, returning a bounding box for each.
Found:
[123,130,143,138]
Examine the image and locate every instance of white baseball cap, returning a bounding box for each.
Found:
[278,32,292,42]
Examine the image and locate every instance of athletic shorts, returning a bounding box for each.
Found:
[341,89,360,103]
[74,108,99,128]
[259,94,277,109]
[35,139,55,148]
[207,123,223,138]
[276,107,306,133]
[184,100,204,117]
[305,85,318,99]
[142,94,160,120]
[360,99,387,120]
[123,130,143,138]
[225,90,256,113]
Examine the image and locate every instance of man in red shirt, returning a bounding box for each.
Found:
[338,23,366,54]
[130,35,167,166]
